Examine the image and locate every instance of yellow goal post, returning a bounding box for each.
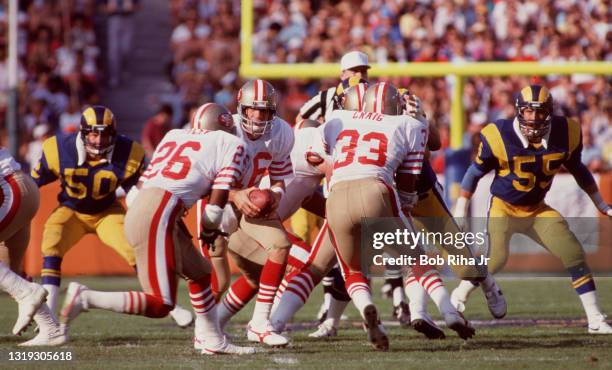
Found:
[239,0,612,148]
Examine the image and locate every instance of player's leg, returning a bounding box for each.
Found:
[239,216,292,346]
[270,221,336,332]
[414,186,506,318]
[451,196,515,316]
[327,179,389,351]
[529,206,611,334]
[177,222,255,354]
[218,229,265,332]
[40,206,87,313]
[95,202,193,328]
[309,264,351,338]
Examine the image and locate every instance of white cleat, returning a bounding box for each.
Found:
[59,282,89,326]
[482,281,507,319]
[308,320,338,338]
[202,337,257,355]
[20,304,67,346]
[247,320,289,347]
[444,311,475,340]
[13,284,48,335]
[588,315,612,334]
[450,280,479,313]
[170,305,194,328]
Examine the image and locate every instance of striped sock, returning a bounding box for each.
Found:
[41,256,62,312]
[252,259,286,324]
[417,269,454,315]
[218,276,257,329]
[270,269,319,330]
[81,290,147,315]
[345,273,372,318]
[190,276,222,345]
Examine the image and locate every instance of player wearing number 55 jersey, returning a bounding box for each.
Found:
[60,103,255,355]
[453,85,612,334]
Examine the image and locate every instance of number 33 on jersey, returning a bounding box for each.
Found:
[320,110,428,188]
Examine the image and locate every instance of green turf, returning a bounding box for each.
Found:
[1,277,611,369]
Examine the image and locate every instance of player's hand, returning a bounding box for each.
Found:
[405,94,427,124]
[199,228,228,246]
[606,206,612,218]
[453,196,470,230]
[232,187,261,218]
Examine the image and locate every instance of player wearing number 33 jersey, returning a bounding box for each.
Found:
[31,105,145,315]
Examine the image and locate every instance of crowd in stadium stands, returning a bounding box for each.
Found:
[165,0,610,173]
[0,0,100,169]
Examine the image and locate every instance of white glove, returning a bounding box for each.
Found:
[404,94,428,125]
[398,190,419,214]
[588,191,612,217]
[453,196,470,230]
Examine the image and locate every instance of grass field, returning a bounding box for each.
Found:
[1,276,612,369]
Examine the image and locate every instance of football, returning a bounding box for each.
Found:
[248,188,274,217]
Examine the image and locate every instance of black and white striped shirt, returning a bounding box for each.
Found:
[299,86,342,122]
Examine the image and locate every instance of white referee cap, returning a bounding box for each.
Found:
[340,51,371,72]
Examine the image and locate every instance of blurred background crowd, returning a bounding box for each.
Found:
[1,0,610,175]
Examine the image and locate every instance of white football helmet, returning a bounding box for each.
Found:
[237,79,277,139]
[191,103,235,134]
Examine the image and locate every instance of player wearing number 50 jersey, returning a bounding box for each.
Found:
[59,103,255,355]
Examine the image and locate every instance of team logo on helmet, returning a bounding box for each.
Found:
[191,103,235,134]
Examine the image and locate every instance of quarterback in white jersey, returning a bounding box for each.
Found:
[59,103,255,355]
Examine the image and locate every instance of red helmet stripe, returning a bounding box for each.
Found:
[357,84,364,111]
[260,79,266,101]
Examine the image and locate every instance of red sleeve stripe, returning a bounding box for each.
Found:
[402,159,423,163]
[406,151,425,155]
[220,166,242,175]
[397,169,422,175]
[271,160,287,165]
[215,174,239,179]
[270,163,292,171]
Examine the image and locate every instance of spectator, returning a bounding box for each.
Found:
[105,0,140,88]
[141,104,174,158]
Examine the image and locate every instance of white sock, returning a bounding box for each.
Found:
[43,284,60,313]
[405,273,428,316]
[195,313,223,346]
[83,290,122,311]
[0,262,31,299]
[347,283,373,319]
[392,286,405,307]
[418,270,454,316]
[327,297,349,328]
[270,290,305,331]
[579,291,604,324]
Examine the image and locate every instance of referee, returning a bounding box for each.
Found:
[296,51,370,124]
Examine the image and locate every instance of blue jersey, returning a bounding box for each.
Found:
[31,133,145,214]
[472,116,593,206]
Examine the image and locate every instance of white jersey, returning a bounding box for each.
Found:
[233,114,295,188]
[321,110,427,188]
[291,126,330,178]
[0,148,21,177]
[140,129,246,209]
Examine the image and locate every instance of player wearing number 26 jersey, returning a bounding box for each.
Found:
[59,103,255,355]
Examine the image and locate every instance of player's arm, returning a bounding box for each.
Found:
[396,122,427,213]
[120,142,146,193]
[298,92,324,122]
[564,131,612,217]
[454,133,496,218]
[30,136,60,187]
[268,126,295,211]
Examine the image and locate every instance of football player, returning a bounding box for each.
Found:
[395,88,506,339]
[31,105,192,339]
[59,103,255,355]
[452,85,612,334]
[220,79,295,346]
[0,147,63,345]
[319,82,475,350]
